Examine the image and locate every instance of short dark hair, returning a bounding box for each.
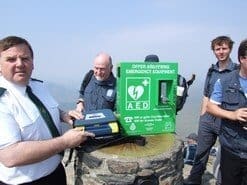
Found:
[211,36,234,51]
[144,54,159,62]
[238,39,247,62]
[0,36,34,58]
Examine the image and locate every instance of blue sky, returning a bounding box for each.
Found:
[1,0,246,90]
[1,0,246,137]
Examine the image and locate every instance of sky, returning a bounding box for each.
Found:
[1,0,246,90]
[1,0,246,137]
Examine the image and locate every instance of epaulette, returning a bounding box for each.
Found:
[31,78,43,83]
[0,87,6,97]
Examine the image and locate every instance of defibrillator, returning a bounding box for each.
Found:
[74,109,119,137]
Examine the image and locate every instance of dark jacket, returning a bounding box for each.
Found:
[220,70,247,159]
[200,59,239,126]
[81,73,116,111]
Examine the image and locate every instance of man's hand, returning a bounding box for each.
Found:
[60,109,84,125]
[233,108,247,122]
[61,129,95,148]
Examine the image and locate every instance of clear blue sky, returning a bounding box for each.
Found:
[1,0,246,90]
[1,0,246,137]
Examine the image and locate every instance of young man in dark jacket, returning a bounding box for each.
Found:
[207,39,247,185]
[184,36,238,185]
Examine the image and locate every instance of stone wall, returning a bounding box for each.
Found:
[70,134,184,185]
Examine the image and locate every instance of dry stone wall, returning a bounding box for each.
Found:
[72,134,184,185]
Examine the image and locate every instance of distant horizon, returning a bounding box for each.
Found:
[1,2,243,137]
[47,79,203,139]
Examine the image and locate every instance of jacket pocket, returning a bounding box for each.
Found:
[222,89,239,110]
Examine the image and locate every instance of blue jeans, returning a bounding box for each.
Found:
[187,114,219,183]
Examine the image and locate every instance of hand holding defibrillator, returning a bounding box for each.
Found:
[61,128,95,148]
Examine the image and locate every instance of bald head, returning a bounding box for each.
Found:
[93,53,113,81]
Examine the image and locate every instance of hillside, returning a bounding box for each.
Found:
[46,82,78,110]
[47,80,204,138]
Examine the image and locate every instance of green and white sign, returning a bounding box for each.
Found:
[126,77,150,110]
[117,62,178,136]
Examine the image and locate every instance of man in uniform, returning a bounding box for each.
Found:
[0,36,94,185]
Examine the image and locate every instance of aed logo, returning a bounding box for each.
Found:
[126,101,149,110]
[128,85,144,100]
[126,77,150,110]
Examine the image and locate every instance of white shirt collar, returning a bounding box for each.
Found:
[0,76,26,96]
[0,76,39,122]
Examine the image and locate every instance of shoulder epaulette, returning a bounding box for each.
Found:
[0,87,6,97]
[31,78,43,83]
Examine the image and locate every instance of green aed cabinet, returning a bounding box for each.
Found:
[116,62,178,136]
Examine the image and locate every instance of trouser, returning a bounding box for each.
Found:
[213,145,221,185]
[221,147,247,185]
[0,163,66,185]
[187,117,219,183]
